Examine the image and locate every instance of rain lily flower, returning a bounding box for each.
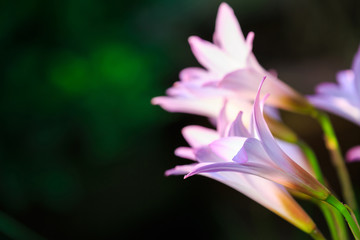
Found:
[308,47,360,125]
[152,2,314,116]
[166,80,323,234]
[185,79,330,201]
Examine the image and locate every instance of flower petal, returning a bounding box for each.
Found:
[213,3,249,62]
[165,164,198,176]
[179,67,212,82]
[277,140,313,175]
[209,137,247,162]
[188,36,241,75]
[346,146,360,163]
[151,96,223,118]
[207,171,316,233]
[182,125,219,148]
[253,79,329,199]
[174,147,196,161]
[307,95,360,125]
[220,69,312,113]
[228,111,251,138]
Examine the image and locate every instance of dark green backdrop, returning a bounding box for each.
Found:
[0,0,360,239]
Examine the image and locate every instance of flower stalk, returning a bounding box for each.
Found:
[314,111,358,216]
[310,227,326,240]
[326,195,360,240]
[298,140,348,240]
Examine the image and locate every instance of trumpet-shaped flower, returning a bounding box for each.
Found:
[185,79,330,201]
[166,81,324,234]
[152,2,313,116]
[308,47,360,125]
[166,123,318,234]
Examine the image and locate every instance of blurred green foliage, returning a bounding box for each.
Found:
[0,0,359,239]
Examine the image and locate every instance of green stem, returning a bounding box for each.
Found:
[299,140,348,239]
[0,210,46,240]
[297,140,325,184]
[310,227,326,240]
[314,112,358,214]
[317,201,348,240]
[326,195,360,240]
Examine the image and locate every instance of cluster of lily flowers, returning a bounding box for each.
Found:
[152,3,360,239]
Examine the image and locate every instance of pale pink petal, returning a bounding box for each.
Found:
[193,168,315,233]
[233,138,275,166]
[182,125,219,148]
[174,147,196,161]
[314,75,357,103]
[228,111,251,137]
[185,160,326,199]
[179,67,212,82]
[217,100,229,137]
[151,96,223,118]
[188,36,241,75]
[167,80,231,98]
[346,146,360,163]
[184,162,301,193]
[195,147,224,163]
[165,164,197,176]
[277,140,313,175]
[209,137,247,162]
[253,79,328,199]
[223,99,253,126]
[220,69,311,112]
[307,95,360,125]
[337,70,356,96]
[213,3,250,64]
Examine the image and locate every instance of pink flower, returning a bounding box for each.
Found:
[152,2,313,117]
[308,47,360,125]
[166,81,320,234]
[185,79,329,200]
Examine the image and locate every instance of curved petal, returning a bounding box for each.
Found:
[253,79,329,199]
[165,164,198,176]
[209,137,247,162]
[307,95,360,125]
[174,147,196,161]
[167,163,316,233]
[182,125,219,148]
[207,171,316,233]
[151,96,223,118]
[229,111,251,138]
[188,36,241,75]
[220,69,312,113]
[277,140,313,175]
[186,159,328,200]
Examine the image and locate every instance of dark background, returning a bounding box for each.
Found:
[1,0,360,239]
